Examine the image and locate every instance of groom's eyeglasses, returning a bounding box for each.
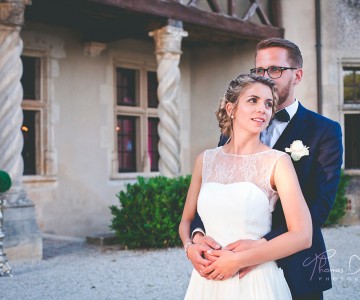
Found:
[250,66,298,79]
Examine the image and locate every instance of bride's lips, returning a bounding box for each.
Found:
[251,117,266,123]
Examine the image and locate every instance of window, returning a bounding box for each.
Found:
[115,66,160,174]
[147,72,158,108]
[344,114,360,169]
[343,67,360,104]
[21,55,44,175]
[22,110,39,175]
[116,116,137,172]
[343,65,360,170]
[116,67,137,106]
[148,118,160,171]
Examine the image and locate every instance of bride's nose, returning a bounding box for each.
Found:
[256,103,265,113]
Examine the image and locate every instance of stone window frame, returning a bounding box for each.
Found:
[341,59,360,110]
[21,48,57,183]
[111,59,160,179]
[340,58,360,174]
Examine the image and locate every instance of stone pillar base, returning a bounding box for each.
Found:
[3,203,42,262]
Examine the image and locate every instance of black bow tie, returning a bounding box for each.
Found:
[274,109,290,122]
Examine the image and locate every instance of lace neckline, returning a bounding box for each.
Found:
[220,146,273,158]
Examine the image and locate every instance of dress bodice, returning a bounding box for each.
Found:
[197,147,286,247]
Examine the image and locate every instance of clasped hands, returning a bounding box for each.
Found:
[187,233,265,281]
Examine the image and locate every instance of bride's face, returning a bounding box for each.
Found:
[229,82,273,134]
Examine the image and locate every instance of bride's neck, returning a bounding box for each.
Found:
[225,135,263,155]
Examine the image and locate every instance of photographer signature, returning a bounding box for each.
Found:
[303,249,360,280]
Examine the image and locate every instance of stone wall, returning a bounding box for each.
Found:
[340,176,360,225]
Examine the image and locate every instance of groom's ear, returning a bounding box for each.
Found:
[294,68,303,86]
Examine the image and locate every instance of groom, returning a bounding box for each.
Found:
[189,38,343,300]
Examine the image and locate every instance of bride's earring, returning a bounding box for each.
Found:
[230,115,234,119]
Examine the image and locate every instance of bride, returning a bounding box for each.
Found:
[179,74,312,299]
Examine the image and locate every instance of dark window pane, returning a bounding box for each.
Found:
[345,114,360,169]
[22,110,38,175]
[147,71,159,108]
[116,68,137,106]
[117,116,137,172]
[148,118,160,172]
[21,56,40,100]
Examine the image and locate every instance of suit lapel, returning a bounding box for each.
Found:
[273,103,309,151]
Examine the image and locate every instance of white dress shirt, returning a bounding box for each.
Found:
[261,100,299,148]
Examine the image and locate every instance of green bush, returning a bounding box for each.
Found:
[110,175,191,249]
[324,170,351,227]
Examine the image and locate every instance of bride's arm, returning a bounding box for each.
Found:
[179,152,214,273]
[204,154,312,279]
[179,153,203,248]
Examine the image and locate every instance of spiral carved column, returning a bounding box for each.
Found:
[0,6,26,206]
[0,0,42,263]
[149,24,187,177]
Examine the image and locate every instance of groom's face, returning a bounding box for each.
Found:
[255,47,298,109]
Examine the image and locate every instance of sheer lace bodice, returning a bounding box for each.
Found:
[184,147,292,299]
[202,147,286,212]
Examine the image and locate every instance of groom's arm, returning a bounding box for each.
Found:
[306,122,343,226]
[264,121,343,241]
[190,212,205,237]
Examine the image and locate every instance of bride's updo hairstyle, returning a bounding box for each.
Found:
[216,74,278,137]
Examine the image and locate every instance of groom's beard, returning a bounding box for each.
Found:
[277,80,292,106]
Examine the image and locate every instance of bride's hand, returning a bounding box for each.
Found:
[186,243,213,278]
[222,239,266,278]
[224,238,266,252]
[192,232,221,250]
[203,249,240,280]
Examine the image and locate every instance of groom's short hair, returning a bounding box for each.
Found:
[255,38,303,69]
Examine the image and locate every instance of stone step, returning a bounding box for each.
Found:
[86,232,122,247]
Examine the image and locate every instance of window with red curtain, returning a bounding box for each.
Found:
[148,117,160,172]
[115,66,160,173]
[117,116,137,172]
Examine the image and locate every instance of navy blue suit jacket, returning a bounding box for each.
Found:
[191,103,343,297]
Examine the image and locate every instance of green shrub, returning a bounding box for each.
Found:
[0,170,12,193]
[110,175,191,249]
[324,170,351,227]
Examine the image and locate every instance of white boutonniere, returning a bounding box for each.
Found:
[285,140,309,161]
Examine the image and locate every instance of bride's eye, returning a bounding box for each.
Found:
[265,101,273,108]
[248,98,257,103]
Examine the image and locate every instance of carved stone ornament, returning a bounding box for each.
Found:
[83,42,107,58]
[0,0,31,27]
[149,25,188,55]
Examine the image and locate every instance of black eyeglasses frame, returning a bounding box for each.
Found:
[250,66,298,79]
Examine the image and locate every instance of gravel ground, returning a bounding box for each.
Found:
[0,225,359,300]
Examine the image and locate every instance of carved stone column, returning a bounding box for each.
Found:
[0,0,42,262]
[149,23,187,177]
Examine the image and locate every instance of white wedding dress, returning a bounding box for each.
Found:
[184,147,292,300]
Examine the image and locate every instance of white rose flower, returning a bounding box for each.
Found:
[285,140,309,161]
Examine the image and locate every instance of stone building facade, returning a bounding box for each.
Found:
[0,0,359,262]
